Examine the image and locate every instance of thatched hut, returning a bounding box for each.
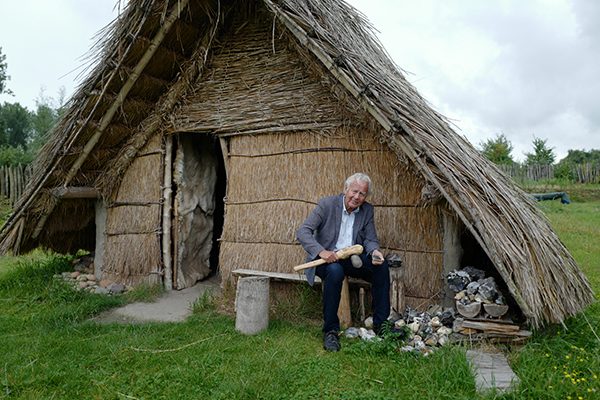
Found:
[1,0,593,328]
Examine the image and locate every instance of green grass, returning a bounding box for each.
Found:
[0,197,599,399]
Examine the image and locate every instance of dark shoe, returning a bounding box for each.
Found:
[323,330,340,351]
[374,321,407,339]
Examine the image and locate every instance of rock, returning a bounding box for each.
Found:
[430,316,442,327]
[453,317,464,332]
[364,316,373,328]
[358,328,377,341]
[462,266,485,281]
[407,322,420,333]
[440,310,455,327]
[345,327,360,338]
[438,334,449,346]
[99,280,113,288]
[77,275,87,281]
[108,283,125,294]
[394,319,406,328]
[86,274,97,281]
[478,277,498,301]
[404,307,419,323]
[457,301,481,318]
[427,304,442,315]
[447,270,471,292]
[400,345,414,353]
[425,334,438,346]
[94,287,110,295]
[483,303,509,318]
[454,290,467,300]
[437,326,452,336]
[79,281,88,289]
[386,253,403,268]
[70,271,81,279]
[423,325,434,336]
[414,339,426,349]
[466,281,480,295]
[350,254,362,269]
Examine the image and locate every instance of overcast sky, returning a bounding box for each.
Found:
[1,0,599,162]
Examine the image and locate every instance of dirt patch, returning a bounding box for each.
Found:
[91,276,221,324]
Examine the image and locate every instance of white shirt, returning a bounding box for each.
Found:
[334,197,359,252]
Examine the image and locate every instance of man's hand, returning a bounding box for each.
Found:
[319,249,339,263]
[371,249,384,266]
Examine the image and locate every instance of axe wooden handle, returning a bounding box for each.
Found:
[293,244,364,271]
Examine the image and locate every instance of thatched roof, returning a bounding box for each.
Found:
[0,0,593,327]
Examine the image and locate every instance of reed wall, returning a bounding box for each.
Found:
[168,12,444,307]
[102,133,164,286]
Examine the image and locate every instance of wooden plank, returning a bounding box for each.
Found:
[465,315,514,325]
[231,269,371,288]
[462,320,520,334]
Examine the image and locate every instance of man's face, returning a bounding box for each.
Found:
[344,179,369,213]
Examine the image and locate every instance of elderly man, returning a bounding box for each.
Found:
[296,173,402,351]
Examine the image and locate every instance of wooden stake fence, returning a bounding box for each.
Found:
[500,163,600,184]
[0,164,31,207]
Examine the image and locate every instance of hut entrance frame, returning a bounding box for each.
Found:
[169,133,227,290]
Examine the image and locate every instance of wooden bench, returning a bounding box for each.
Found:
[231,269,370,327]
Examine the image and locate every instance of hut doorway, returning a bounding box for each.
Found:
[172,133,226,289]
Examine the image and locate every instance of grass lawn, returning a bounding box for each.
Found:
[0,200,598,399]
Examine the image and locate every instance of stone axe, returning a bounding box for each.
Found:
[293,244,364,271]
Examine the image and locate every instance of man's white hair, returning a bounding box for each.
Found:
[344,173,372,196]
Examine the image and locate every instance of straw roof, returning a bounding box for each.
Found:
[0,0,593,327]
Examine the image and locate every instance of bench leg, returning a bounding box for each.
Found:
[337,276,352,328]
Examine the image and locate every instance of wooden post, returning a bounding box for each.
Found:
[359,287,366,323]
[162,135,174,291]
[337,276,352,328]
[8,165,14,207]
[235,277,270,335]
[389,263,405,315]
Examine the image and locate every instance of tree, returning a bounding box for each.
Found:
[479,133,515,165]
[523,136,556,165]
[28,87,65,153]
[0,47,12,95]
[560,149,600,165]
[0,102,31,148]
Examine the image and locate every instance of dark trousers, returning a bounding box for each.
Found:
[315,253,390,332]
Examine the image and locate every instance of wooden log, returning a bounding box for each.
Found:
[1,166,4,198]
[8,165,15,207]
[389,262,405,314]
[337,276,351,328]
[52,186,101,199]
[461,319,520,334]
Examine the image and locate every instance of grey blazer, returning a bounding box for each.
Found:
[296,193,380,285]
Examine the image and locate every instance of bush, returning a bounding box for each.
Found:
[554,161,575,182]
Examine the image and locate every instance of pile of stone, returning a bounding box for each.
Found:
[52,253,129,295]
[447,266,508,319]
[344,304,457,355]
[446,267,530,340]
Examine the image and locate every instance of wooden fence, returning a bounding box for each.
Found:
[1,164,32,207]
[499,163,600,184]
